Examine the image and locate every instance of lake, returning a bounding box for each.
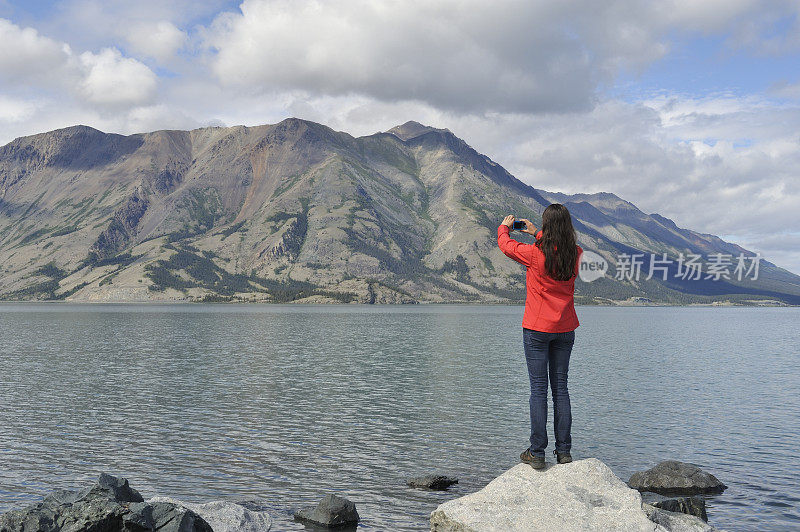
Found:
[0,303,798,530]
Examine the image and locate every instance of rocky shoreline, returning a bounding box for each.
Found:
[0,459,726,531]
[0,473,272,532]
[431,459,727,531]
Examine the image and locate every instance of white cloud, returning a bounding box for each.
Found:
[0,18,157,110]
[769,80,800,100]
[124,20,187,63]
[206,0,613,113]
[123,103,200,133]
[724,2,800,55]
[734,232,800,277]
[204,0,800,114]
[78,48,157,106]
[34,0,228,53]
[0,94,39,122]
[0,18,72,84]
[657,0,767,32]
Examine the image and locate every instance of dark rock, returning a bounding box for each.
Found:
[653,496,709,522]
[124,501,213,532]
[407,475,459,490]
[0,495,126,532]
[642,503,719,531]
[0,473,212,532]
[41,488,83,506]
[84,472,145,503]
[294,494,359,528]
[123,501,158,529]
[628,460,727,495]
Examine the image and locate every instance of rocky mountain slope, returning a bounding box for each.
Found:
[1,118,799,304]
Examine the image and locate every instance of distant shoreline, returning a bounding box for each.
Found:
[0,299,795,307]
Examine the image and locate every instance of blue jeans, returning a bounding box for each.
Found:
[523,328,574,457]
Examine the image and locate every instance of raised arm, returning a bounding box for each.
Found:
[497,216,535,267]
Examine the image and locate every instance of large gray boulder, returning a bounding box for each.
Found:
[629,461,727,495]
[294,494,359,528]
[0,474,212,532]
[429,458,720,531]
[149,497,273,531]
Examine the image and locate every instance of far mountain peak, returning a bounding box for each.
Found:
[387,121,451,141]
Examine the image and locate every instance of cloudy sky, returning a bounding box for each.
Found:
[1,0,799,273]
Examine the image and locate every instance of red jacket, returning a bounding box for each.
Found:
[497,225,582,333]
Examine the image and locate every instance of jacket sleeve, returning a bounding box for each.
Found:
[575,245,583,276]
[497,225,534,267]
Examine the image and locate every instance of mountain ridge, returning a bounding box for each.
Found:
[1,118,798,305]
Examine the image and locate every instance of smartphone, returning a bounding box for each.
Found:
[512,220,526,231]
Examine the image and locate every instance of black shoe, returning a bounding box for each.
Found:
[521,449,546,469]
[553,449,572,464]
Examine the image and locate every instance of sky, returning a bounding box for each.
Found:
[1,0,799,274]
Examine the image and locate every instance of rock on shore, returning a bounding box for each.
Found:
[0,474,272,532]
[294,494,359,528]
[430,458,720,531]
[149,497,273,532]
[407,475,459,490]
[652,496,709,522]
[628,460,727,495]
[0,473,211,532]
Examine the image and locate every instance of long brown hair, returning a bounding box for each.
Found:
[535,204,578,281]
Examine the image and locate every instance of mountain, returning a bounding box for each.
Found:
[1,118,799,305]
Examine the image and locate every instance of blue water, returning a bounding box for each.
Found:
[0,304,798,530]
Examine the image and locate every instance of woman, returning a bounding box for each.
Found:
[497,204,582,469]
